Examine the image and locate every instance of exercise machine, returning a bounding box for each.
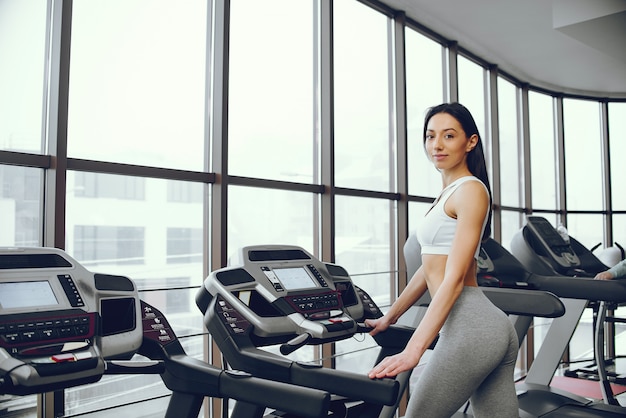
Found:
[197,244,567,418]
[478,234,626,416]
[196,245,404,418]
[511,216,626,406]
[0,247,331,418]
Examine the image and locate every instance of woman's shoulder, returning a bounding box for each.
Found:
[451,176,488,196]
[449,177,489,213]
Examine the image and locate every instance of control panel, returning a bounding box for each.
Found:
[196,245,401,413]
[523,216,580,269]
[0,247,142,395]
[198,245,377,349]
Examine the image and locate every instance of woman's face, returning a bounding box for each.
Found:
[424,112,477,172]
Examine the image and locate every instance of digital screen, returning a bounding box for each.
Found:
[0,281,59,309]
[273,267,317,291]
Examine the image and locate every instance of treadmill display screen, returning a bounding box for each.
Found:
[0,280,59,309]
[273,267,317,291]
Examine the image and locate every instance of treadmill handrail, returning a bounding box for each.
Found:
[527,274,626,302]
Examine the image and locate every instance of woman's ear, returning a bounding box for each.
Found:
[466,134,479,152]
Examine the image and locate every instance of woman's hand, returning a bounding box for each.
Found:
[368,349,421,379]
[364,315,393,336]
[594,271,614,280]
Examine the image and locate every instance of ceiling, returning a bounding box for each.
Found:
[377,0,626,98]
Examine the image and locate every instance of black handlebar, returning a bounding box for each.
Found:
[280,333,312,355]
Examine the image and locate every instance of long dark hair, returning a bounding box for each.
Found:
[422,102,492,240]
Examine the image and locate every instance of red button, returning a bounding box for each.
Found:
[51,353,75,363]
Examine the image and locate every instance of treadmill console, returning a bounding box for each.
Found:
[0,247,142,395]
[198,245,379,349]
[522,216,580,269]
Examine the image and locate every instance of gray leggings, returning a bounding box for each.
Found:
[405,286,519,418]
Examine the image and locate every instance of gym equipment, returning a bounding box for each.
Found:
[197,244,566,418]
[479,233,626,416]
[196,245,404,418]
[0,247,331,418]
[511,216,626,405]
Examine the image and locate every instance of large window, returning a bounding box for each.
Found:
[609,102,626,213]
[406,28,445,198]
[67,0,208,170]
[563,99,603,245]
[563,99,603,212]
[498,77,521,208]
[528,91,557,210]
[0,1,47,154]
[458,55,491,182]
[228,0,316,183]
[333,0,393,192]
[335,196,393,306]
[0,165,43,246]
[227,186,316,258]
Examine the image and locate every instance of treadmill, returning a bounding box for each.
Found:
[196,244,566,418]
[475,222,626,416]
[511,216,626,406]
[0,247,330,418]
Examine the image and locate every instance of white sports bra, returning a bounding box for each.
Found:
[416,176,489,259]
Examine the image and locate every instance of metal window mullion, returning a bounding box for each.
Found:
[487,65,500,241]
[320,0,335,265]
[600,101,612,245]
[319,0,336,372]
[392,11,408,296]
[40,1,73,417]
[554,97,567,224]
[520,84,531,214]
[208,1,230,417]
[445,41,458,102]
[43,0,72,251]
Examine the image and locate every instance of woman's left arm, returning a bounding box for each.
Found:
[368,181,489,378]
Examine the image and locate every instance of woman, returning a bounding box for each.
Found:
[366,103,519,417]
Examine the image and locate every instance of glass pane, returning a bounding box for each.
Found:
[64,173,205,414]
[141,288,206,337]
[566,213,604,252]
[457,55,490,180]
[613,214,626,248]
[66,173,205,287]
[335,196,392,307]
[65,373,168,417]
[67,335,205,417]
[67,0,207,170]
[227,186,315,258]
[500,210,522,251]
[0,165,42,246]
[228,0,316,183]
[497,77,521,207]
[335,331,380,373]
[528,91,557,210]
[563,99,602,211]
[609,102,626,210]
[0,1,47,153]
[406,29,445,198]
[334,1,392,192]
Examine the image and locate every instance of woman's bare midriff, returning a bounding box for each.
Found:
[421,253,478,296]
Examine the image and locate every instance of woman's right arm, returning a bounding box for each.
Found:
[365,265,428,335]
[596,258,626,280]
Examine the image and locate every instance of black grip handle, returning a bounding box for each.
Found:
[280,333,311,355]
